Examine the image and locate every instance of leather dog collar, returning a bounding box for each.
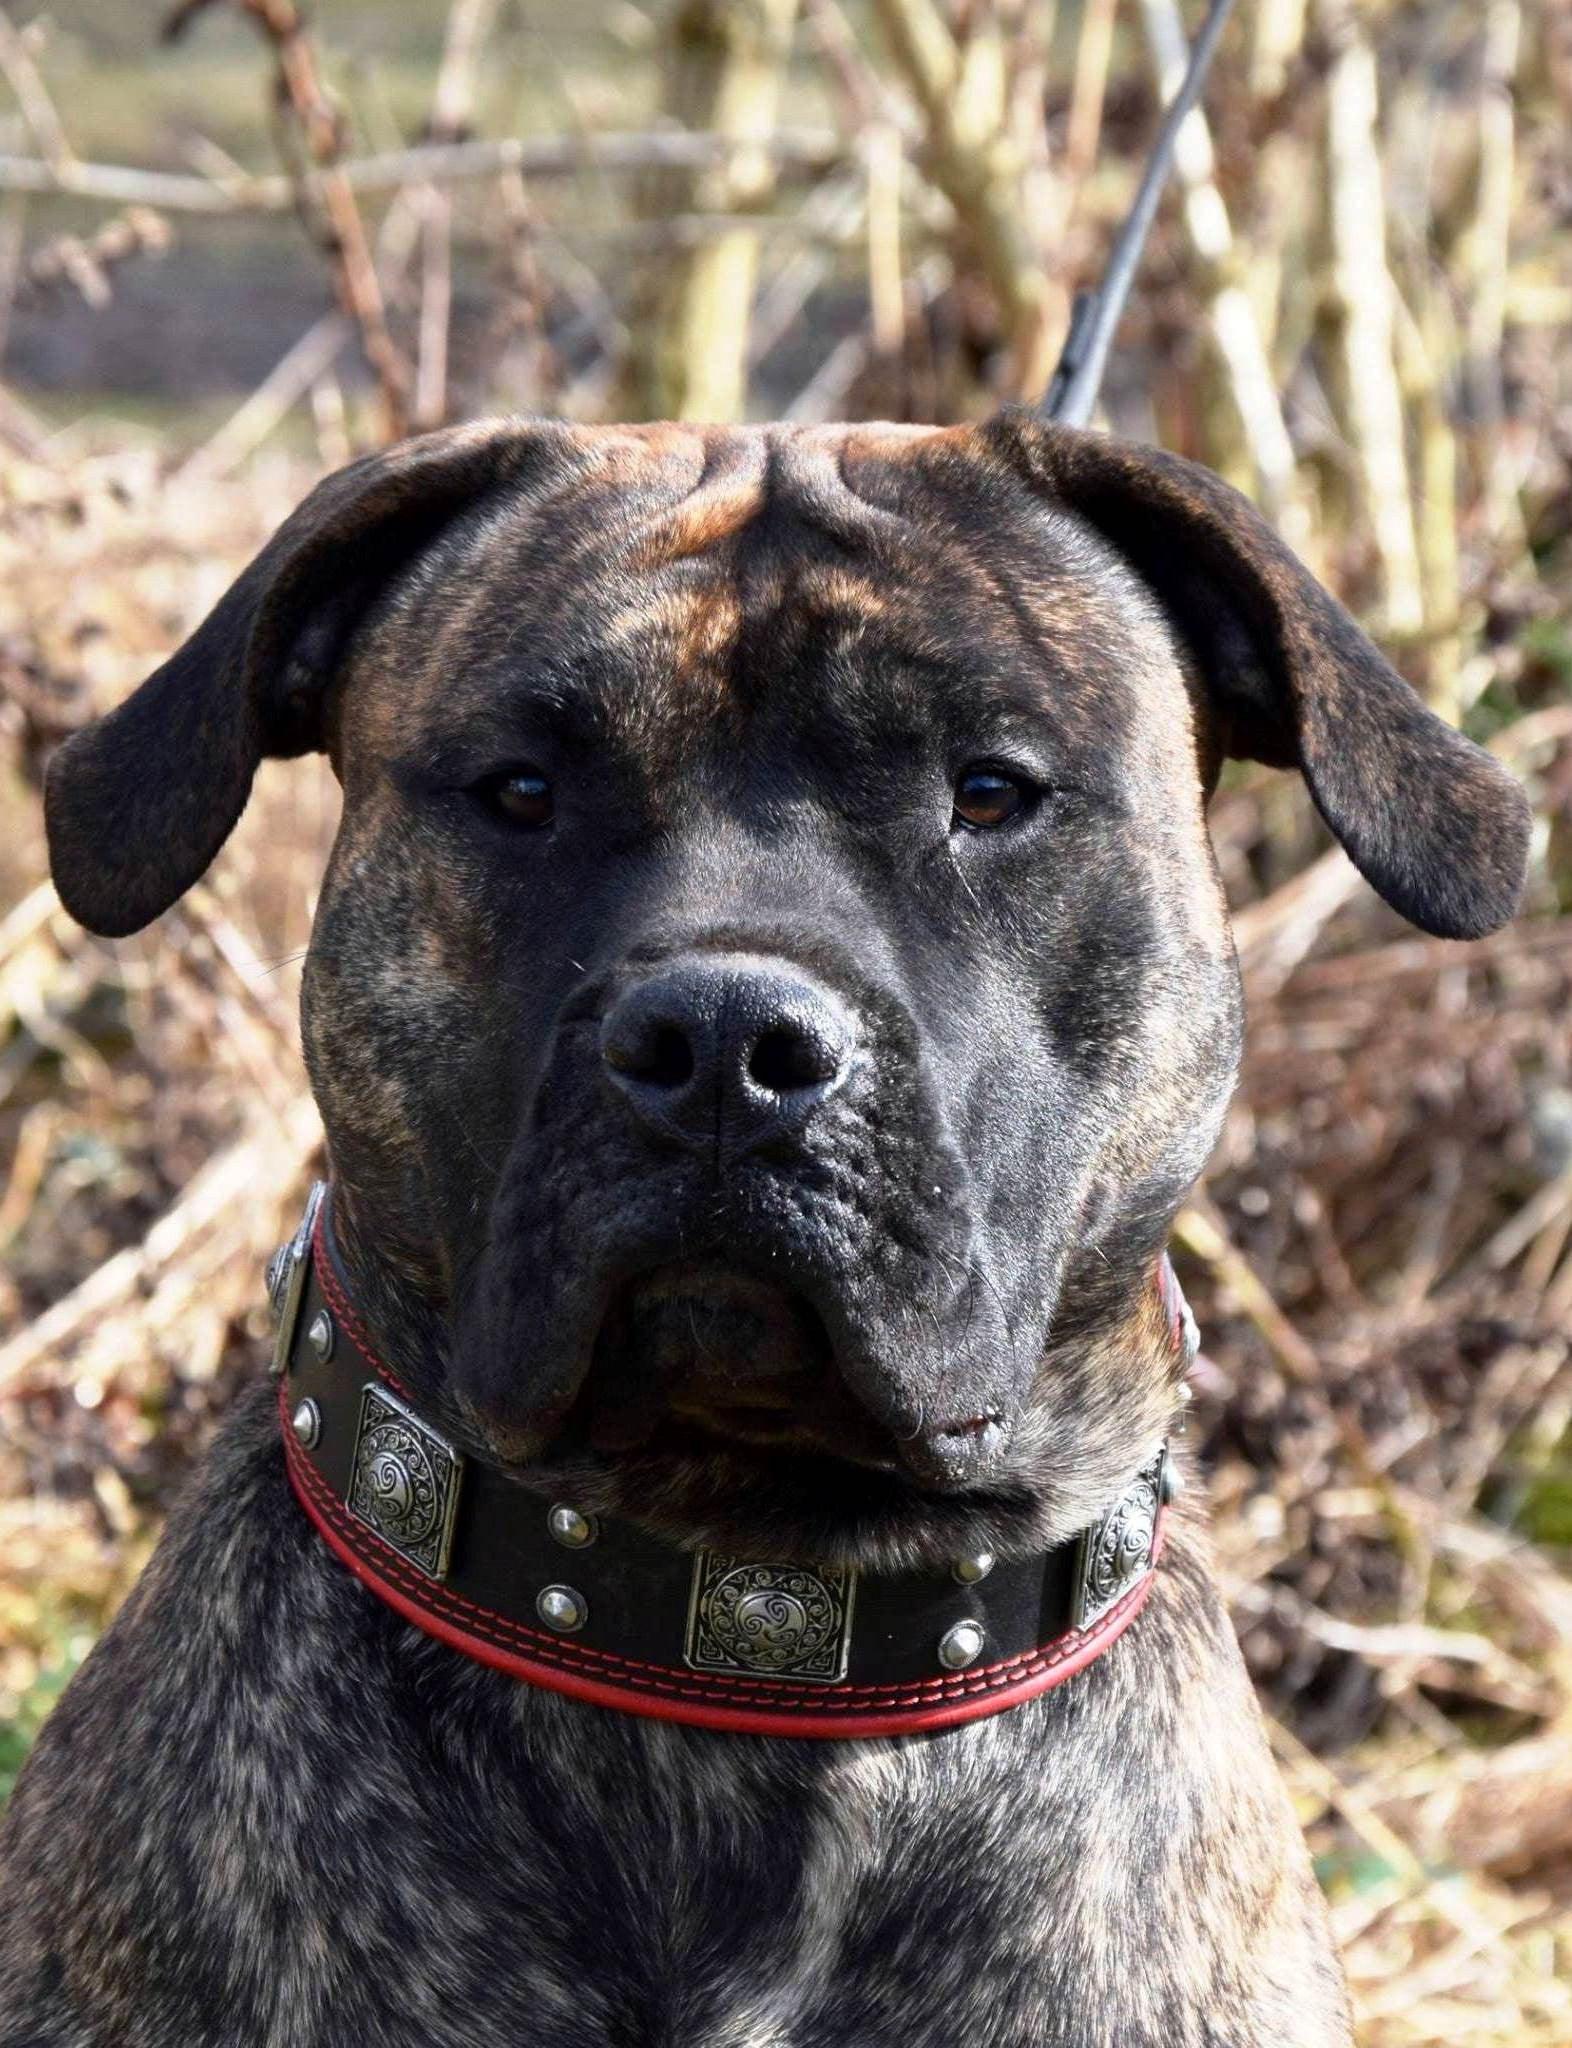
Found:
[271,1185,1189,1739]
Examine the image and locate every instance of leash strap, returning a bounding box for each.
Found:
[272,1185,1185,1739]
[1042,0,1240,424]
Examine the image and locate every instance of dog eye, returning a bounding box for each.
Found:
[952,766,1033,831]
[476,768,554,829]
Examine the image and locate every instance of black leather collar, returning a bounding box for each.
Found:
[271,1185,1188,1738]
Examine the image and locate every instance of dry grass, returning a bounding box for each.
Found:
[2,1,1571,2040]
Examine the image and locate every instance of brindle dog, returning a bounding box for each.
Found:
[0,412,1529,2047]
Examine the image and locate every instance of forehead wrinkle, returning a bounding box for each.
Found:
[353,416,1189,805]
[627,437,768,569]
[758,426,929,563]
[587,451,917,747]
[847,433,1188,757]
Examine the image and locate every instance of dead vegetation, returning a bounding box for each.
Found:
[1,1,1570,2040]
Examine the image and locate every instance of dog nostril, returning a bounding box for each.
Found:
[938,1414,998,1439]
[607,1021,695,1090]
[602,958,855,1142]
[644,1025,695,1089]
[749,1027,835,1095]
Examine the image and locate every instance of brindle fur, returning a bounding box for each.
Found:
[2,413,1529,2046]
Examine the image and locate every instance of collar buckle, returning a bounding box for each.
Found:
[266,1180,328,1380]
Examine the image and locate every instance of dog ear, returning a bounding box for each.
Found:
[987,411,1531,940]
[46,420,569,938]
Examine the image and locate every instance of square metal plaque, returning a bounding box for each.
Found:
[1070,1450,1165,1631]
[347,1382,464,1582]
[684,1552,857,1682]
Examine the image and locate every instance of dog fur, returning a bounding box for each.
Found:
[0,412,1529,2046]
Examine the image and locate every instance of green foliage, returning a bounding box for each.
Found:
[0,1627,94,1814]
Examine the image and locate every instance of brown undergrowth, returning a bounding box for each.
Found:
[2,1,1571,2039]
[1,431,1569,2048]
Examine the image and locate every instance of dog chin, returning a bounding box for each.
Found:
[450,1284,1035,1569]
[494,1422,1049,1573]
[563,1262,909,1468]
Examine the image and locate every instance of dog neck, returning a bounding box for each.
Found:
[266,1184,1193,1739]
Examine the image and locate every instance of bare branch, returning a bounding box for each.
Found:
[220,0,411,439]
[18,208,171,310]
[871,0,1054,396]
[414,0,502,429]
[1139,0,1311,553]
[0,8,73,171]
[176,313,352,482]
[1318,0,1424,635]
[0,130,846,216]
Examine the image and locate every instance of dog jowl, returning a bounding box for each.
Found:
[3,412,1529,2047]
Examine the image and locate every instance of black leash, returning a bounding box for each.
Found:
[1041,0,1239,425]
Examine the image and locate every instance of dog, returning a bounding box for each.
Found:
[0,411,1529,2047]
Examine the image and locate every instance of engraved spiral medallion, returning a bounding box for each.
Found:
[685,1554,856,1681]
[347,1383,464,1581]
[1071,1450,1165,1631]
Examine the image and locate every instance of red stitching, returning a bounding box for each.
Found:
[326,1492,1151,1717]
[310,1206,415,1401]
[289,1433,1137,1702]
[281,1398,1152,1712]
[291,1208,1164,1706]
[287,1426,1149,1705]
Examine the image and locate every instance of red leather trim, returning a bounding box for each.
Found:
[281,1384,1156,1739]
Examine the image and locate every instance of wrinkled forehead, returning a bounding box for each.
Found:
[342,421,1196,781]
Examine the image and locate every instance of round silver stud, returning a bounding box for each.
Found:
[937,1619,985,1671]
[951,1550,995,1585]
[291,1398,322,1449]
[547,1504,597,1550]
[307,1309,335,1363]
[537,1584,588,1633]
[1174,1380,1194,1437]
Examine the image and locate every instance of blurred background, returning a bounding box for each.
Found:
[0,0,1569,2038]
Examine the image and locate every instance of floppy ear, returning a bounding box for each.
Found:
[987,410,1531,940]
[46,419,570,938]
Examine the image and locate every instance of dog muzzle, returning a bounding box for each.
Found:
[268,1184,1192,1739]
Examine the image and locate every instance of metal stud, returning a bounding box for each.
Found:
[937,1619,985,1671]
[307,1309,335,1363]
[291,1398,322,1450]
[1173,1380,1194,1437]
[1160,1455,1181,1505]
[547,1504,597,1550]
[951,1550,995,1585]
[536,1584,588,1634]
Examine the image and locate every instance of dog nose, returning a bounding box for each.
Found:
[600,954,856,1152]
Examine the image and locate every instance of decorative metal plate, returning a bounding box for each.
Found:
[685,1553,857,1682]
[1070,1449,1166,1631]
[347,1382,464,1581]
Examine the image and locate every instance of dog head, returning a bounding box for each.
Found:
[46,414,1529,1564]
